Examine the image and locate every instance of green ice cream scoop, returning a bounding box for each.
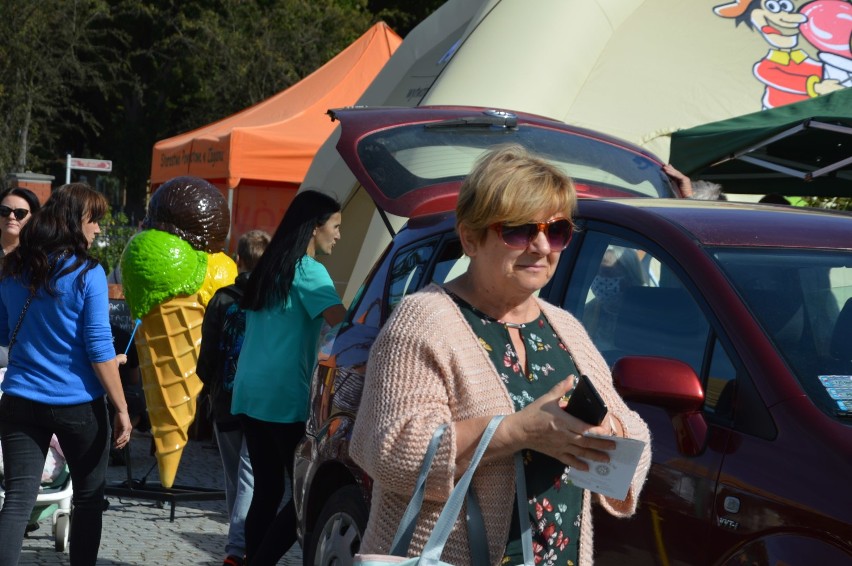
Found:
[120,229,208,319]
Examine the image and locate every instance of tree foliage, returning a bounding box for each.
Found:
[800,196,852,211]
[0,0,436,219]
[85,0,375,218]
[367,0,446,37]
[0,0,129,178]
[89,207,138,276]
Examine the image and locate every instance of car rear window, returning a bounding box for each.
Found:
[356,123,672,200]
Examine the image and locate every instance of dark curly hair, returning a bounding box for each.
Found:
[2,183,108,295]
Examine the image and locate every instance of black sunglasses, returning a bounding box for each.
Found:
[490,217,574,250]
[0,206,30,221]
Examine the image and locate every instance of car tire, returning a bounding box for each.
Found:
[306,484,368,566]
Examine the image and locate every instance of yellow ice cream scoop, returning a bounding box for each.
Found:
[197,252,239,306]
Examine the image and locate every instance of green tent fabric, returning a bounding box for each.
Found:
[669,88,852,197]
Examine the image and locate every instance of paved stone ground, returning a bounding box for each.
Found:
[16,431,303,565]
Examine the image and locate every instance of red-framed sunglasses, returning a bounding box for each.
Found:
[490,217,574,250]
[0,206,30,221]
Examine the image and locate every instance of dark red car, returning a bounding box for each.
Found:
[293,107,852,566]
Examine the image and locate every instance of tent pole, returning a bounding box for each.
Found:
[226,187,235,252]
[737,156,808,179]
[811,155,852,179]
[809,121,852,136]
[713,123,807,167]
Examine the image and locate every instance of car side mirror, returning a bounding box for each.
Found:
[612,356,708,457]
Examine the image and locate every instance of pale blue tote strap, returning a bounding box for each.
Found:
[420,415,505,566]
[389,424,449,555]
[389,416,534,566]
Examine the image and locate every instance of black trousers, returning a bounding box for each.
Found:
[240,416,305,566]
[0,395,110,566]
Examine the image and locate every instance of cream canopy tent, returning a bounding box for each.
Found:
[302,0,852,302]
[299,0,489,303]
[150,22,402,249]
[421,0,850,160]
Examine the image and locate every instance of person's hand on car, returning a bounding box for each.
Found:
[663,163,693,197]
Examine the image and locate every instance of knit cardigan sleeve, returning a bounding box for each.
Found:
[351,290,457,501]
[540,300,652,517]
[350,286,520,563]
[351,285,521,501]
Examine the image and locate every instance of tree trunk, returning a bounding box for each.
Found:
[16,89,32,172]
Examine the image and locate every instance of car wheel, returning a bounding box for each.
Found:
[307,484,368,566]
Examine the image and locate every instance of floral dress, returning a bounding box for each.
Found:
[450,293,583,566]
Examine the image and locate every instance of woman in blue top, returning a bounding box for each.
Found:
[0,187,42,368]
[0,183,131,566]
[231,189,345,566]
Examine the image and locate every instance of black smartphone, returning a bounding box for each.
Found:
[564,374,608,426]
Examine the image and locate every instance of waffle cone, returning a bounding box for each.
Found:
[135,293,205,488]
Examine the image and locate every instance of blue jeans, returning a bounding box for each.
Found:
[0,394,110,566]
[214,421,254,558]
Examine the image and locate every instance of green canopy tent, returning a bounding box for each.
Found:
[669,88,852,198]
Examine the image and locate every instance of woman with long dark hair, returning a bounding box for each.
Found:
[0,183,131,565]
[231,189,345,566]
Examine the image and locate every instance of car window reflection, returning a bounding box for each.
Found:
[568,232,711,385]
[386,239,439,314]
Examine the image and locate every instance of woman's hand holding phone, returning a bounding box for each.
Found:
[563,374,608,426]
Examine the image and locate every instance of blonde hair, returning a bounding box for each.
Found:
[456,144,577,237]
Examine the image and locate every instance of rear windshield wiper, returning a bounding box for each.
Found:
[425,112,518,130]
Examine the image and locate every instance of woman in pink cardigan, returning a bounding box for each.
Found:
[350,144,652,566]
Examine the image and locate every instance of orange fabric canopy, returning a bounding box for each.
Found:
[150,22,402,188]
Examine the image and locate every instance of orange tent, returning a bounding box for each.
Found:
[150,22,402,248]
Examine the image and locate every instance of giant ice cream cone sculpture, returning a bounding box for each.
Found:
[121,177,237,488]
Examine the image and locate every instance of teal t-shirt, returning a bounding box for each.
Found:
[230,256,341,423]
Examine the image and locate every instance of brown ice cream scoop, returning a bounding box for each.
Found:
[143,176,230,253]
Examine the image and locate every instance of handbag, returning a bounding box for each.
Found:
[355,415,534,566]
